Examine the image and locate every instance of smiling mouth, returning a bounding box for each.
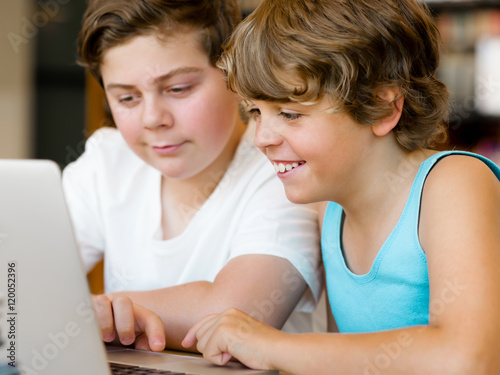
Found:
[273,161,305,173]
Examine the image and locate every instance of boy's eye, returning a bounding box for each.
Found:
[247,108,261,119]
[118,95,137,104]
[168,85,192,95]
[280,112,302,121]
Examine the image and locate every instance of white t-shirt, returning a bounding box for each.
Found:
[62,125,323,320]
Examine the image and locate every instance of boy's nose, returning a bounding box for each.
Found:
[142,97,173,129]
[254,118,282,149]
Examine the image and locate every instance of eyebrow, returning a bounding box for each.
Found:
[105,67,205,91]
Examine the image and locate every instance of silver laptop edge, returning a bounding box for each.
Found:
[0,159,276,375]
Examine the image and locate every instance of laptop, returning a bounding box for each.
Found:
[0,159,277,375]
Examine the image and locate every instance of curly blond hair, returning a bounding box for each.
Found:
[219,0,449,151]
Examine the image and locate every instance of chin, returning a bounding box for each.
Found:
[284,190,314,205]
[154,161,202,180]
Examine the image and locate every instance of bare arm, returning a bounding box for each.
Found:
[100,254,308,351]
[184,156,500,374]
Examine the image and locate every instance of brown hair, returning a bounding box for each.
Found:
[218,0,450,151]
[78,0,241,84]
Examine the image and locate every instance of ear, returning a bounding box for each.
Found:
[371,88,404,137]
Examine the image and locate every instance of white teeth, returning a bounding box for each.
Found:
[273,162,303,173]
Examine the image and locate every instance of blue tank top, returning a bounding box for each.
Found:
[322,151,500,333]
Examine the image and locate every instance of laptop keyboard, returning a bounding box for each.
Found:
[110,362,195,375]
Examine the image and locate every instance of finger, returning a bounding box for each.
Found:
[188,315,235,366]
[218,352,233,366]
[112,296,137,346]
[196,309,258,367]
[134,333,152,351]
[182,314,218,348]
[133,304,166,352]
[195,317,225,353]
[92,294,116,342]
[199,326,233,366]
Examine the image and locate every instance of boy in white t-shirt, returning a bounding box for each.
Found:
[65,0,323,351]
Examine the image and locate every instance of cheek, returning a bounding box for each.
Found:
[112,109,142,143]
[182,93,237,144]
[109,103,131,127]
[299,134,343,174]
[204,78,239,128]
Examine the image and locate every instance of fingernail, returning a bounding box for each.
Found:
[122,337,134,345]
[103,334,114,342]
[152,338,165,348]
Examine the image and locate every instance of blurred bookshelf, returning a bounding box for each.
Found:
[426,0,500,10]
[429,0,500,164]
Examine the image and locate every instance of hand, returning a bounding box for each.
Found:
[182,308,283,370]
[92,294,166,352]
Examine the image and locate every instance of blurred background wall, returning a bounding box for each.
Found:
[0,0,86,167]
[0,0,34,159]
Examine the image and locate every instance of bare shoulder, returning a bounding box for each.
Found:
[423,154,499,198]
[420,154,500,252]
